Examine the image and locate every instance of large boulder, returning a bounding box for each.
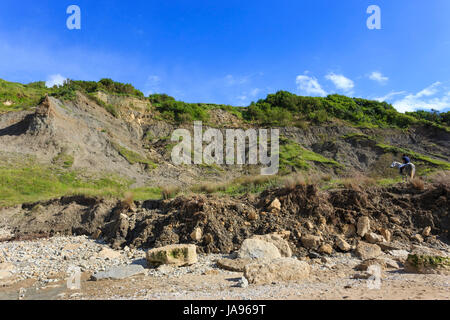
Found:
[364,232,384,244]
[357,216,370,237]
[216,258,253,272]
[355,241,382,260]
[146,244,198,267]
[336,237,352,252]
[251,233,292,257]
[244,258,310,285]
[404,248,450,275]
[301,235,322,250]
[237,239,281,260]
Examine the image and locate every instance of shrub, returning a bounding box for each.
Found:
[161,186,180,199]
[410,178,425,191]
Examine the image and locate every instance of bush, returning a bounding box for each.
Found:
[149,94,210,123]
[410,178,425,191]
[241,90,437,129]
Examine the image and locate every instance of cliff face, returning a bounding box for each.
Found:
[0,90,449,192]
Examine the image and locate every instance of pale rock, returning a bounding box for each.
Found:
[237,239,281,260]
[251,233,292,257]
[380,229,391,242]
[301,235,321,250]
[91,265,145,281]
[357,216,370,237]
[388,249,410,261]
[412,234,424,243]
[146,244,198,267]
[216,258,253,272]
[0,262,14,280]
[190,227,202,241]
[98,247,122,259]
[318,244,333,255]
[422,226,431,237]
[364,232,384,244]
[355,241,382,260]
[268,198,281,211]
[237,276,248,288]
[336,237,352,252]
[244,258,310,285]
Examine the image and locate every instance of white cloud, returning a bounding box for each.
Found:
[392,82,449,113]
[369,71,388,84]
[415,81,441,98]
[296,74,327,96]
[45,74,67,87]
[325,72,354,94]
[374,91,406,102]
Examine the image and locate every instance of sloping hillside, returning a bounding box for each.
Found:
[0,78,449,206]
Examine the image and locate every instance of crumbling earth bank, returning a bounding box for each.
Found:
[0,183,448,255]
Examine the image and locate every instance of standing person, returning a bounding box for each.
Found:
[399,154,410,174]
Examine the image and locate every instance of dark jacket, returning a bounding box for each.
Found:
[402,156,410,164]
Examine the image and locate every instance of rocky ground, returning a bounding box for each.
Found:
[0,235,448,300]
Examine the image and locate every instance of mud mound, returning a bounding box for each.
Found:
[2,183,448,255]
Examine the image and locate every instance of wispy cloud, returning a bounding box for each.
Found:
[374,91,406,102]
[45,74,67,87]
[392,82,449,112]
[325,72,354,94]
[415,81,441,98]
[369,71,388,84]
[296,74,327,96]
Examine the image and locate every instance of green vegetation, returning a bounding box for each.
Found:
[376,143,450,171]
[112,142,157,169]
[86,93,119,117]
[128,186,163,201]
[242,90,449,131]
[406,109,450,127]
[50,78,144,100]
[2,77,448,132]
[278,137,342,173]
[407,254,450,269]
[149,94,210,123]
[191,175,281,197]
[0,163,127,206]
[0,156,165,206]
[149,93,242,124]
[52,151,74,169]
[0,78,144,114]
[0,79,49,113]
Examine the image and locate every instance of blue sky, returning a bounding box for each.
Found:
[0,0,449,112]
